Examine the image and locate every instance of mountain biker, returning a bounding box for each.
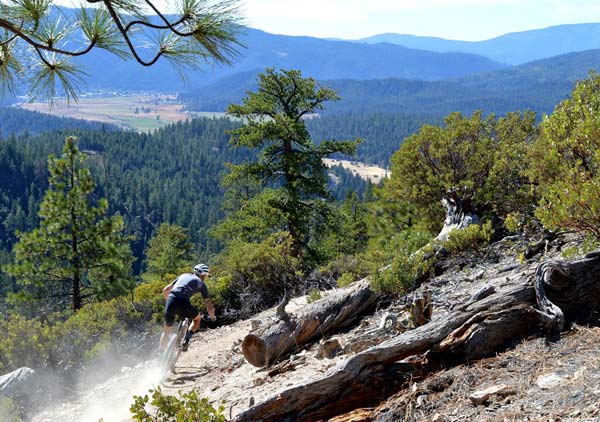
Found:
[160,263,217,352]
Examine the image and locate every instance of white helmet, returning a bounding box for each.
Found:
[193,263,210,276]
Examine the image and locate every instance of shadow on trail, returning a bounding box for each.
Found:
[163,366,209,387]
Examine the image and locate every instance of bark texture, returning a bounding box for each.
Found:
[242,278,380,367]
[235,253,600,422]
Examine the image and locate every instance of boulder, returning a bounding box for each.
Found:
[0,367,36,398]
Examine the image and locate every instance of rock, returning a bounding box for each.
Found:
[289,354,306,365]
[0,367,36,398]
[469,384,515,405]
[254,376,267,386]
[536,372,567,390]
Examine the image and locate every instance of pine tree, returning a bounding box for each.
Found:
[143,223,194,281]
[0,0,242,103]
[5,137,133,313]
[224,68,360,258]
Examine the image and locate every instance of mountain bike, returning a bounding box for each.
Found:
[159,314,208,380]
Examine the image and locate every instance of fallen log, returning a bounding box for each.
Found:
[234,252,600,421]
[242,278,380,367]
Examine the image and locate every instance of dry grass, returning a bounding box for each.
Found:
[323,158,390,182]
[19,95,226,132]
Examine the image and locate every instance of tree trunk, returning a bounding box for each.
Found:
[242,278,380,367]
[435,191,479,242]
[234,253,600,422]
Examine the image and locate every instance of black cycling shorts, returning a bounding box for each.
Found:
[164,294,199,327]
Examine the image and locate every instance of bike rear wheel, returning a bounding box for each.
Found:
[160,319,189,379]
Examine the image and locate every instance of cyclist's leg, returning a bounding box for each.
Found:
[189,313,202,334]
[161,295,177,349]
[160,324,173,350]
[181,301,200,349]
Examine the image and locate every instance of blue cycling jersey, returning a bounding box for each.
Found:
[169,273,210,299]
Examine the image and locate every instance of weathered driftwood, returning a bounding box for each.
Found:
[435,191,480,242]
[411,290,432,327]
[242,278,380,367]
[234,253,600,422]
[534,251,600,337]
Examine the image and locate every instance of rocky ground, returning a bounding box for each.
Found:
[32,233,600,421]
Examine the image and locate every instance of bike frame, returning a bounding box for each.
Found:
[160,317,191,380]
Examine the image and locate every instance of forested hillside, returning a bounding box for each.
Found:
[181,49,600,117]
[66,26,504,93]
[0,107,120,138]
[307,113,439,167]
[0,116,367,281]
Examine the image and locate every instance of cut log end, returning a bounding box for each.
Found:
[242,334,268,367]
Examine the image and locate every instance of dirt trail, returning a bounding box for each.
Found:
[33,361,162,422]
[160,295,350,419]
[32,295,342,421]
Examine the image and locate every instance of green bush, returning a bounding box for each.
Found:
[214,232,302,313]
[0,298,152,376]
[374,242,438,295]
[133,279,169,323]
[0,312,53,373]
[504,212,521,234]
[307,289,322,303]
[442,220,493,254]
[528,72,600,239]
[318,254,369,288]
[201,274,234,310]
[561,235,600,259]
[370,230,434,295]
[0,397,22,422]
[130,387,226,422]
[336,272,356,288]
[51,299,134,370]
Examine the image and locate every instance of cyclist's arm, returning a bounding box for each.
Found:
[198,282,216,320]
[204,298,216,320]
[163,278,177,300]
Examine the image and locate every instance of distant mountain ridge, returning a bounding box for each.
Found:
[70,26,505,93]
[181,49,600,117]
[357,23,600,65]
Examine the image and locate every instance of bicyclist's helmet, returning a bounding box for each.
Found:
[193,263,210,276]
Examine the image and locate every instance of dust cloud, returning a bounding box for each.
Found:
[32,353,162,422]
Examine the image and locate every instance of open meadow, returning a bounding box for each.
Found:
[20,95,226,132]
[323,158,390,182]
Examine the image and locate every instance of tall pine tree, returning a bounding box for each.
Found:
[224,68,360,259]
[6,137,133,313]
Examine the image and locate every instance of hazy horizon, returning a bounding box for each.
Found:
[51,1,600,42]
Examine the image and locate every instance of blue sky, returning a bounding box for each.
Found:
[55,0,600,41]
[242,0,600,40]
